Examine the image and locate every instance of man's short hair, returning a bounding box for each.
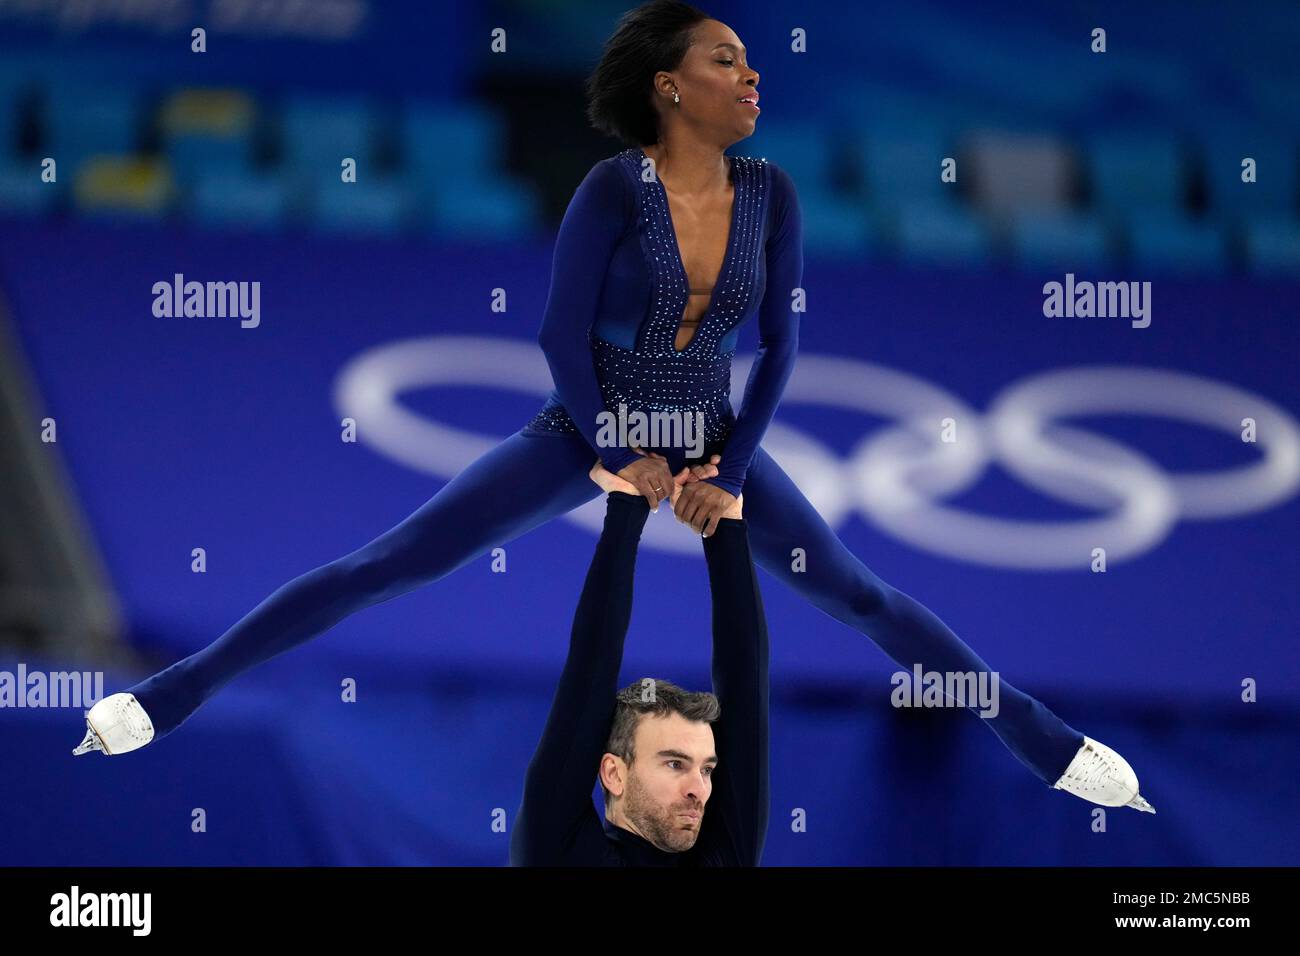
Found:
[600,678,721,808]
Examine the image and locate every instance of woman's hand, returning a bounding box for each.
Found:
[592,454,738,522]
[673,479,741,536]
[615,447,676,512]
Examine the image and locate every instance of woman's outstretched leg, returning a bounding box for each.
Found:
[128,428,602,740]
[740,446,1085,787]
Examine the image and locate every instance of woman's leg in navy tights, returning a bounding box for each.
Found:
[128,428,601,739]
[741,446,1085,786]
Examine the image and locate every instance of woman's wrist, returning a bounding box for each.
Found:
[701,474,743,498]
[600,447,642,474]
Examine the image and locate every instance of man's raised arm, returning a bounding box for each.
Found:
[695,514,771,866]
[509,491,650,866]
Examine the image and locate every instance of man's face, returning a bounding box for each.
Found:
[619,713,717,852]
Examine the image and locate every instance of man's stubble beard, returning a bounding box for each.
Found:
[623,767,703,853]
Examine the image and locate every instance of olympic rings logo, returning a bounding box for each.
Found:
[333,336,1300,568]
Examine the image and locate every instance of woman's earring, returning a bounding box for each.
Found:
[673,91,680,104]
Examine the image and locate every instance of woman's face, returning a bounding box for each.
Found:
[657,19,760,143]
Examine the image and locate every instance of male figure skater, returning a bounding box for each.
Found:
[509,461,768,866]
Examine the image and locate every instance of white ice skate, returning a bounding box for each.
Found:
[1053,735,1156,813]
[72,692,155,756]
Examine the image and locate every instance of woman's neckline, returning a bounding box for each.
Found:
[630,147,740,354]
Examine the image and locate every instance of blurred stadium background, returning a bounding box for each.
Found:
[1,0,1297,865]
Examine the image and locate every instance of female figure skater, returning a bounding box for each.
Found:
[75,0,1152,814]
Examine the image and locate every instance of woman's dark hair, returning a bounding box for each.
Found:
[586,0,713,146]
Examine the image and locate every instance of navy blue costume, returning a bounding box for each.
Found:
[126,146,1086,793]
[528,147,796,495]
[509,491,769,866]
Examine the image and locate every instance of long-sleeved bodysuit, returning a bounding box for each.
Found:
[126,146,1086,793]
[509,491,769,866]
[526,146,798,496]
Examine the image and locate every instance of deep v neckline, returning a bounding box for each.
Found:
[636,147,739,354]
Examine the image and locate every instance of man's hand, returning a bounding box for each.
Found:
[592,455,737,521]
[672,476,740,536]
[615,447,676,512]
[589,460,641,496]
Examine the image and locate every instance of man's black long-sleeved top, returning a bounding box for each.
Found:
[509,490,771,866]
